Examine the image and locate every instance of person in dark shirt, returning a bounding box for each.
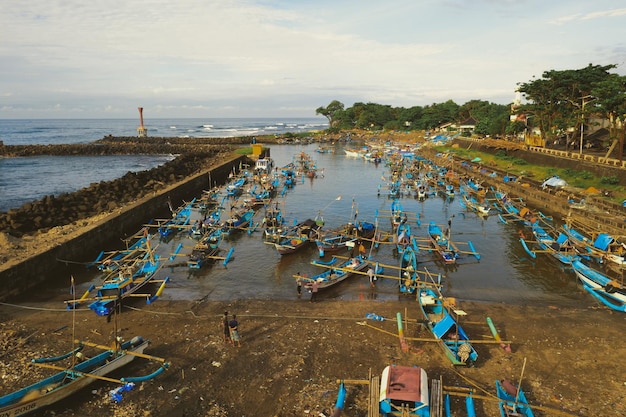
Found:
[229,314,241,347]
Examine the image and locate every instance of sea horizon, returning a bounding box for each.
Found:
[0,117,328,211]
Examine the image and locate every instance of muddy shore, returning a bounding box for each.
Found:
[1,297,624,417]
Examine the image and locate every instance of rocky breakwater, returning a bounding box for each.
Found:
[0,141,236,238]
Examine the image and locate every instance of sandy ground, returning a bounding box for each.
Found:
[1,296,624,417]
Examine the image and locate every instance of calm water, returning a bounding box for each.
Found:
[62,143,588,308]
[0,154,176,212]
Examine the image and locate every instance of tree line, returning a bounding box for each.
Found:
[316,63,625,158]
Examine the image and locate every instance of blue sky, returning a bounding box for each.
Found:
[1,0,625,119]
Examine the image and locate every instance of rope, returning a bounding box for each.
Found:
[1,300,382,322]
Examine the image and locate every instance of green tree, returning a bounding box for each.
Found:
[592,73,626,161]
[517,64,616,149]
[315,100,345,128]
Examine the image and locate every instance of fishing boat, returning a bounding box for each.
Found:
[261,203,286,242]
[315,232,358,257]
[399,246,419,294]
[225,176,247,197]
[378,365,430,416]
[519,223,580,265]
[461,193,490,217]
[495,379,535,417]
[66,251,168,316]
[571,260,626,312]
[157,198,196,239]
[273,218,322,255]
[427,222,458,264]
[417,285,478,366]
[221,208,255,234]
[186,229,234,269]
[0,336,169,417]
[254,157,274,174]
[298,255,369,290]
[561,223,626,267]
[87,229,151,273]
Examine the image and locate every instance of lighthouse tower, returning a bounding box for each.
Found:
[137,107,148,137]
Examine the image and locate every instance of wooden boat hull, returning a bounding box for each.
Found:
[0,338,149,417]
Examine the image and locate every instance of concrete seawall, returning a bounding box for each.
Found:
[0,155,248,301]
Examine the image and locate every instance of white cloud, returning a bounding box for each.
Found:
[0,0,624,118]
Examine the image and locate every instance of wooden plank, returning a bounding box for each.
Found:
[430,376,442,417]
[369,375,380,417]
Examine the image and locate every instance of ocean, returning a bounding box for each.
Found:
[0,118,328,212]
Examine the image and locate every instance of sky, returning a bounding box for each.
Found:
[1,0,625,119]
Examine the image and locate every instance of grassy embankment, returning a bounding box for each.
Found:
[436,144,626,204]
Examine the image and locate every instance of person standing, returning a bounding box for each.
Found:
[310,280,318,302]
[229,314,241,347]
[221,311,230,343]
[367,267,376,288]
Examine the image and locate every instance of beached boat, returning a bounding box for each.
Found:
[495,379,535,417]
[0,336,168,417]
[571,260,626,312]
[378,365,430,416]
[298,255,369,290]
[417,285,478,366]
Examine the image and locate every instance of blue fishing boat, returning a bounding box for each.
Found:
[379,365,430,416]
[427,222,458,264]
[298,255,369,290]
[520,223,580,265]
[417,285,478,366]
[67,248,168,316]
[221,208,255,234]
[399,246,419,294]
[561,224,626,268]
[158,198,196,239]
[495,379,534,417]
[0,337,168,417]
[571,260,626,312]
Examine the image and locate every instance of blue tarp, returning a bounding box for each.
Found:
[593,233,613,251]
